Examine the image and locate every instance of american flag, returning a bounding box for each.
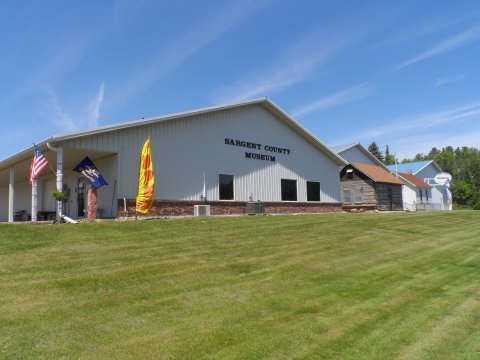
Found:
[29,149,49,184]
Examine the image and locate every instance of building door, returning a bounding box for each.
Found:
[77,178,86,218]
[388,187,393,211]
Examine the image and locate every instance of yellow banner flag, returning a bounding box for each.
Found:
[136,138,155,214]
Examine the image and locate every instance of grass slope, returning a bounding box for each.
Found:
[1,212,480,359]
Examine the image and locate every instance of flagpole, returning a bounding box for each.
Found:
[31,179,38,222]
[135,143,142,221]
[394,153,398,178]
[33,142,56,176]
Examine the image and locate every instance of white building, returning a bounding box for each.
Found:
[387,161,452,211]
[0,99,347,221]
[395,172,433,211]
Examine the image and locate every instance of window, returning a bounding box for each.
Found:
[354,188,363,203]
[342,189,352,204]
[219,174,234,200]
[346,169,354,180]
[419,188,423,201]
[307,181,320,201]
[425,189,429,201]
[281,179,297,201]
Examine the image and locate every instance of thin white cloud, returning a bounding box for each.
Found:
[42,87,77,132]
[372,102,480,138]
[110,0,270,107]
[397,24,480,70]
[87,81,105,128]
[210,30,360,104]
[432,74,467,87]
[391,130,480,160]
[335,101,480,146]
[370,11,480,50]
[210,54,326,104]
[291,83,373,118]
[41,82,106,132]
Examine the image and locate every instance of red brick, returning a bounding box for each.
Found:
[117,200,342,217]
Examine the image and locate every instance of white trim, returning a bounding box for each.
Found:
[8,167,14,222]
[1,99,347,171]
[396,174,414,187]
[414,160,443,175]
[395,173,431,189]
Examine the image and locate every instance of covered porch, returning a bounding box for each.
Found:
[0,144,117,222]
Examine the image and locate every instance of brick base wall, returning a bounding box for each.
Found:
[117,199,342,217]
[342,204,379,212]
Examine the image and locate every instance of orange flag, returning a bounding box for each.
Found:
[136,138,155,214]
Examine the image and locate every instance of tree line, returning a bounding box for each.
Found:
[367,142,480,209]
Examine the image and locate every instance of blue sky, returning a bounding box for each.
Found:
[1,0,480,160]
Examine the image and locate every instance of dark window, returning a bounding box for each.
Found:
[346,169,354,179]
[307,181,320,201]
[281,179,297,201]
[419,188,423,201]
[219,174,234,200]
[342,189,352,204]
[426,189,429,201]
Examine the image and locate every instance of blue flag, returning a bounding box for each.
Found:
[73,157,108,189]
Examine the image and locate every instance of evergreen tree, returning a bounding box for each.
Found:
[413,153,426,162]
[428,147,440,159]
[384,145,396,165]
[368,142,384,163]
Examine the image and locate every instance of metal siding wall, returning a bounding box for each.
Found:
[402,184,417,209]
[61,105,341,203]
[417,165,443,205]
[339,147,378,166]
[0,181,32,221]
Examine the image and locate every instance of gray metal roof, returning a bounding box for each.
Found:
[330,143,358,153]
[0,98,347,170]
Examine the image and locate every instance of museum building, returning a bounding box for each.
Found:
[0,99,347,221]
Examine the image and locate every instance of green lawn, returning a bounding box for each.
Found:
[1,212,480,359]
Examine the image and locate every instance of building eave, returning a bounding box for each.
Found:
[334,143,387,169]
[47,98,347,167]
[0,138,52,170]
[51,98,271,142]
[395,173,416,188]
[1,98,346,169]
[414,160,443,175]
[260,100,347,166]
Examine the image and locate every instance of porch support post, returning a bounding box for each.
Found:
[8,167,14,222]
[56,147,63,222]
[31,179,38,222]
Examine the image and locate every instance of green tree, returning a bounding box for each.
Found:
[413,153,426,161]
[384,145,396,165]
[428,147,440,159]
[368,142,384,163]
[400,145,480,209]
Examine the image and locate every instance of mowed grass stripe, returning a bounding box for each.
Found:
[1,211,479,359]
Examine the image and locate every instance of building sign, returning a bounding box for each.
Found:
[434,172,452,185]
[224,138,291,162]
